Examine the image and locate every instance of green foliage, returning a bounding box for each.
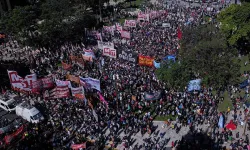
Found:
[180,25,240,89]
[218,2,250,47]
[156,24,240,90]
[156,62,190,90]
[1,0,98,48]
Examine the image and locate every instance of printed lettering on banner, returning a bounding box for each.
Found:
[41,77,54,89]
[118,50,137,63]
[124,20,136,27]
[138,55,154,67]
[97,41,114,49]
[103,46,117,58]
[8,71,37,91]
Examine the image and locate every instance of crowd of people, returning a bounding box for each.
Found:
[0,0,249,150]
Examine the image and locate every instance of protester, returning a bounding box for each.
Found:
[0,0,249,150]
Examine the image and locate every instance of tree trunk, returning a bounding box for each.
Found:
[6,0,11,11]
[0,1,4,16]
[99,0,102,22]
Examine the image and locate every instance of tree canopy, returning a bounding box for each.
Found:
[218,2,250,51]
[156,25,240,90]
[0,0,102,48]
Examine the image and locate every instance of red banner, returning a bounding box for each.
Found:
[138,55,154,67]
[32,80,42,94]
[41,77,54,89]
[50,86,70,99]
[4,125,24,144]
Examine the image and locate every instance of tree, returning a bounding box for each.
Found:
[0,0,97,48]
[218,2,250,51]
[156,61,190,90]
[156,24,240,90]
[179,24,240,90]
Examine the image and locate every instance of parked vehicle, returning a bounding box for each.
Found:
[16,102,44,123]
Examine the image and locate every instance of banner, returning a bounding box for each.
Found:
[67,75,80,84]
[187,79,201,92]
[8,71,37,92]
[97,41,114,49]
[83,49,95,58]
[32,80,42,94]
[144,92,162,101]
[55,80,72,88]
[4,125,24,145]
[138,55,154,67]
[118,50,137,63]
[71,143,86,150]
[80,77,101,91]
[98,92,108,109]
[103,46,117,58]
[121,30,130,39]
[50,86,70,99]
[96,33,102,42]
[137,13,149,21]
[62,62,72,70]
[153,60,161,68]
[162,23,171,28]
[124,20,136,27]
[82,54,93,62]
[41,77,54,89]
[71,86,84,96]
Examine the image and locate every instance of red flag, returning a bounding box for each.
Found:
[177,26,182,40]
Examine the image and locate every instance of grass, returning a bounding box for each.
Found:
[218,91,233,112]
[217,55,250,112]
[154,115,177,121]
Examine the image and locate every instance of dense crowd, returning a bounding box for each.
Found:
[0,0,250,150]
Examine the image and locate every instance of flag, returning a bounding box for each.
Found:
[97,92,108,109]
[177,26,182,40]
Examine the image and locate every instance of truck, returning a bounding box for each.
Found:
[16,102,44,123]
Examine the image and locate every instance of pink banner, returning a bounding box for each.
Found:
[121,30,130,39]
[71,142,86,149]
[124,20,136,27]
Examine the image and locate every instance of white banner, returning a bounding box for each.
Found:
[80,77,101,91]
[8,71,37,91]
[103,46,117,58]
[55,80,72,88]
[121,30,131,39]
[97,41,114,49]
[124,20,136,27]
[162,23,170,28]
[71,86,84,96]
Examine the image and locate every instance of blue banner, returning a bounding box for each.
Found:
[153,61,161,68]
[187,79,201,92]
[163,55,176,62]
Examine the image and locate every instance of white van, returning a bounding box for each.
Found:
[0,97,17,112]
[16,102,44,123]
